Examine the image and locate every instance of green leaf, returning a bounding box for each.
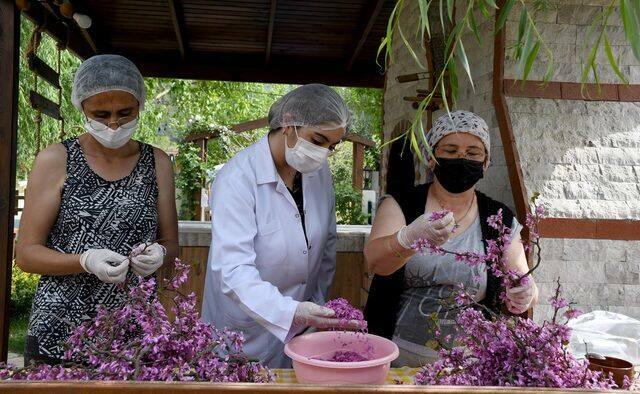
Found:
[516,24,532,74]
[483,0,498,9]
[477,1,491,19]
[497,0,517,31]
[448,60,459,103]
[447,0,454,21]
[410,128,425,163]
[440,81,451,119]
[439,0,446,33]
[398,23,426,69]
[522,41,540,81]
[620,0,640,62]
[517,7,528,46]
[418,0,432,41]
[456,39,474,91]
[604,34,628,83]
[468,11,482,44]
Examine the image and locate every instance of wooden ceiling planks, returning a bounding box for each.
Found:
[47,0,395,87]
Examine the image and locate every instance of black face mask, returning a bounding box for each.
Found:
[433,157,485,194]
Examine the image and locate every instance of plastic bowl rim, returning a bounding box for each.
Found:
[284,331,400,369]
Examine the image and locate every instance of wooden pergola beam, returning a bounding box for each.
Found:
[168,0,187,59]
[265,0,277,64]
[0,0,20,363]
[231,117,269,133]
[131,54,384,88]
[346,0,385,71]
[21,1,94,59]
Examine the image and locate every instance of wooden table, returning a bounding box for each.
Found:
[1,368,634,393]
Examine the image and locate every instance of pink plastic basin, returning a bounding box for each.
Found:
[284,331,399,385]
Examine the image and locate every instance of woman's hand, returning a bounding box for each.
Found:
[79,249,129,283]
[505,280,536,314]
[130,242,166,277]
[397,211,455,249]
[293,302,362,330]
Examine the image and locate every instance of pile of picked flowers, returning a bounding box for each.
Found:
[0,257,271,383]
[412,195,631,389]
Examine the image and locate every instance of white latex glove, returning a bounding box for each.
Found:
[506,281,535,314]
[79,249,129,283]
[397,211,455,249]
[292,302,362,330]
[130,242,166,277]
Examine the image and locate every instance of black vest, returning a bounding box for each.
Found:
[363,183,515,339]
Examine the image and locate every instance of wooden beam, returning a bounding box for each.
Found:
[79,26,98,54]
[29,90,62,120]
[492,1,530,231]
[26,53,60,89]
[347,0,385,71]
[0,0,20,363]
[131,54,384,88]
[231,117,269,133]
[21,1,94,59]
[352,142,365,191]
[0,381,617,393]
[183,131,221,142]
[345,133,375,148]
[265,0,277,64]
[168,0,187,59]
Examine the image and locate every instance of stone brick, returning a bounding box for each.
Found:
[597,240,627,262]
[578,199,631,220]
[570,260,607,284]
[564,182,601,199]
[533,259,568,283]
[583,0,618,5]
[562,239,601,262]
[540,238,565,260]
[557,5,602,25]
[600,164,636,183]
[537,23,578,44]
[601,182,640,201]
[597,148,640,166]
[623,285,640,304]
[542,198,582,218]
[605,261,640,284]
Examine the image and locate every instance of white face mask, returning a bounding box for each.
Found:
[284,126,330,174]
[84,117,138,149]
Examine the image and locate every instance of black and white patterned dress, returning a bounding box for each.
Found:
[25,137,158,364]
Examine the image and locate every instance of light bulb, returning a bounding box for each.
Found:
[73,13,92,29]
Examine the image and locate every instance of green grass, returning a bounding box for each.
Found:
[8,314,29,354]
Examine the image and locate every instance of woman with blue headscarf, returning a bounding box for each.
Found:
[16,54,178,365]
[363,110,538,367]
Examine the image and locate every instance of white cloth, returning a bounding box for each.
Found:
[201,135,337,368]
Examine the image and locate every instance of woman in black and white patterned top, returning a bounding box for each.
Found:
[15,55,178,365]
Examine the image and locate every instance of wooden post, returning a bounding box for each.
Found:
[352,142,365,191]
[193,138,207,221]
[0,0,20,362]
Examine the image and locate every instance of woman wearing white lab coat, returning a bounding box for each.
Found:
[202,84,357,367]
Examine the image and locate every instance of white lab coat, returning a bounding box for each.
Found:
[201,135,337,368]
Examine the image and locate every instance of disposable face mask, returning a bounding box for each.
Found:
[284,126,330,174]
[84,117,138,149]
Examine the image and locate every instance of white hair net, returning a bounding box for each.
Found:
[71,54,146,110]
[268,84,351,131]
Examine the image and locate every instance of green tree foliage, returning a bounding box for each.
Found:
[17,18,382,224]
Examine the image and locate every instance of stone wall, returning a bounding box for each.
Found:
[381,0,515,210]
[504,2,640,320]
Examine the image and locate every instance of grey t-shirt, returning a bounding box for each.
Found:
[392,214,522,365]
